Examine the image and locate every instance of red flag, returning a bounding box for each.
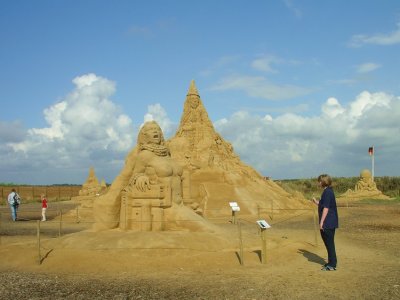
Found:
[368,147,374,156]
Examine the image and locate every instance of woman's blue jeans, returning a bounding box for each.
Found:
[9,205,18,221]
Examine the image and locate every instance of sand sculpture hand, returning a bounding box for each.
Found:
[135,175,151,192]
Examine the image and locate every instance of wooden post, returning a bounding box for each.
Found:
[59,210,63,237]
[37,220,41,265]
[231,211,237,225]
[238,220,244,266]
[313,207,319,246]
[261,229,267,264]
[76,207,79,223]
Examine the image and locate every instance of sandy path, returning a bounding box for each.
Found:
[0,202,399,299]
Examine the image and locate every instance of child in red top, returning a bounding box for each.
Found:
[41,194,48,221]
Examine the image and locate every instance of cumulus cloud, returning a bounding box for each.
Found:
[1,73,399,183]
[214,91,400,179]
[2,74,136,184]
[0,120,26,143]
[349,22,400,47]
[143,103,176,137]
[211,75,312,100]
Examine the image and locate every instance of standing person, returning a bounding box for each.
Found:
[7,188,21,221]
[312,174,339,271]
[41,194,48,221]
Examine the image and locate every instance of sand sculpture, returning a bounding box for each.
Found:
[340,169,390,200]
[79,167,103,196]
[71,167,107,217]
[93,80,307,231]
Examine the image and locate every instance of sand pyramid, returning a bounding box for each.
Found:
[167,80,307,217]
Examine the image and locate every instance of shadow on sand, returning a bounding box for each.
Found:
[297,249,325,265]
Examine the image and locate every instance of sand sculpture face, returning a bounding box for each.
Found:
[138,121,163,147]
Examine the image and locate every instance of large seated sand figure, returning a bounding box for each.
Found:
[340,169,390,201]
[94,80,307,231]
[93,121,213,232]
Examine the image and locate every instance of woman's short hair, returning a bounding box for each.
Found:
[318,174,332,187]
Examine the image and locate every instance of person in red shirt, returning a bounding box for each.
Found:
[41,194,48,221]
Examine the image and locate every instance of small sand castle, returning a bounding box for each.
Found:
[340,169,390,200]
[72,167,107,204]
[93,81,307,232]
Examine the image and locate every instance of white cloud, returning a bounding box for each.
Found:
[251,55,281,73]
[2,74,136,183]
[349,22,400,47]
[211,75,312,100]
[356,62,381,73]
[1,73,399,184]
[322,97,345,118]
[214,91,400,179]
[143,103,176,137]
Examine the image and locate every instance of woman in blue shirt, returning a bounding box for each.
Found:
[312,174,339,271]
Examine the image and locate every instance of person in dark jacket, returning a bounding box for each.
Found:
[312,174,339,271]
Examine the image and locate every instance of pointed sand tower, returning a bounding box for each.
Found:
[167,80,307,217]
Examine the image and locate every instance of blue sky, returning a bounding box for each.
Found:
[1,0,399,184]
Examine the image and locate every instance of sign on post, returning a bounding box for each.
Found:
[229,202,240,224]
[256,219,271,264]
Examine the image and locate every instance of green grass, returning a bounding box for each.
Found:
[277,176,400,199]
[358,197,400,205]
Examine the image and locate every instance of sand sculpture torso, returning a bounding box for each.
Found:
[93,80,307,231]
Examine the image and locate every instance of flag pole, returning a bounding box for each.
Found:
[372,146,374,181]
[369,146,375,181]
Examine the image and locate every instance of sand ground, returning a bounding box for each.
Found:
[0,201,399,299]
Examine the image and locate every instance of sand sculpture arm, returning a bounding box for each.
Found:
[130,151,152,192]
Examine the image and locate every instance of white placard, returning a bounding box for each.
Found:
[229,202,238,207]
[256,220,271,229]
[232,206,241,212]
